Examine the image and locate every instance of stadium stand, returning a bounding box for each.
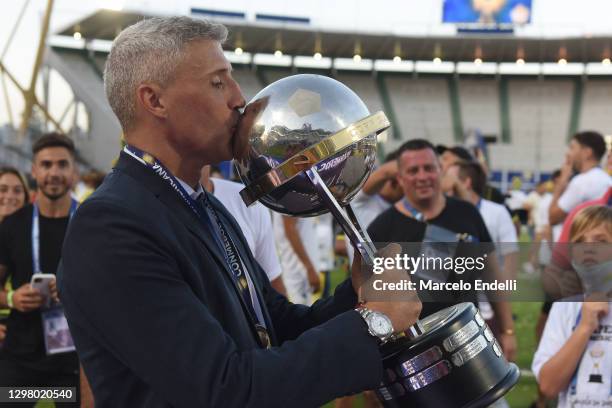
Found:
[383,75,455,148]
[38,44,594,177]
[579,79,612,136]
[506,78,573,172]
[334,72,386,117]
[45,47,121,171]
[231,66,265,102]
[28,10,610,179]
[261,67,294,86]
[458,78,501,138]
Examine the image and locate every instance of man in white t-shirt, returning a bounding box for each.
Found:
[347,150,403,263]
[549,131,611,234]
[523,182,547,272]
[449,162,518,347]
[450,162,519,256]
[531,171,563,264]
[200,167,286,295]
[524,185,544,237]
[505,182,527,213]
[273,213,333,305]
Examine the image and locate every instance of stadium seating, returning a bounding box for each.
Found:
[383,75,455,148]
[506,79,573,172]
[458,78,500,138]
[579,79,612,136]
[45,47,121,171]
[231,67,265,101]
[40,46,606,177]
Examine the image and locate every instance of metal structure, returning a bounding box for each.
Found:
[0,0,102,172]
[0,0,64,137]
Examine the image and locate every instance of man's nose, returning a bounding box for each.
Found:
[415,168,428,179]
[230,81,246,110]
[49,165,62,176]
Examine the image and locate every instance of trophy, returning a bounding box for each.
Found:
[588,346,604,383]
[234,74,383,265]
[234,74,519,407]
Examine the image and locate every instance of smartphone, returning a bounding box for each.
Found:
[30,273,56,308]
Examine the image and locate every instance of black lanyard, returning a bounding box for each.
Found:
[123,146,270,348]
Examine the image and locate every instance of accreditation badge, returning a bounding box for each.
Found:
[41,305,76,355]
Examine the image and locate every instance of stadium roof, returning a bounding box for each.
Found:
[57,9,612,63]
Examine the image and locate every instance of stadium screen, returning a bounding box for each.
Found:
[443,0,532,25]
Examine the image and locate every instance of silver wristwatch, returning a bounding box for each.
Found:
[356,306,394,344]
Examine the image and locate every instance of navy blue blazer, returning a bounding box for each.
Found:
[58,152,382,408]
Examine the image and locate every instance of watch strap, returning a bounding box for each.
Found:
[355,306,394,344]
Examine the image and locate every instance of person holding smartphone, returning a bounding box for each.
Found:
[0,133,87,407]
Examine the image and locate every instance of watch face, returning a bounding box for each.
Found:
[369,312,393,337]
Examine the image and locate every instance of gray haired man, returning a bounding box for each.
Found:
[58,16,421,408]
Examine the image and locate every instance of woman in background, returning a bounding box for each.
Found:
[0,166,30,343]
[0,167,29,222]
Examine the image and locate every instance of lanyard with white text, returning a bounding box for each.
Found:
[32,200,77,274]
[201,195,254,308]
[123,145,270,346]
[402,198,424,221]
[123,145,204,218]
[197,196,271,347]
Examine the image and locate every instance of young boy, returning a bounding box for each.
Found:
[532,205,611,407]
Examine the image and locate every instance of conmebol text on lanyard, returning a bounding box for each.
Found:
[122,145,271,348]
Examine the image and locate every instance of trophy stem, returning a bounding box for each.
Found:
[305,167,424,341]
[305,167,377,265]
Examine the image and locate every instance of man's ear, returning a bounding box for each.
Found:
[136,83,167,120]
[466,176,473,191]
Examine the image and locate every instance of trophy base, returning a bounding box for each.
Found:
[462,363,520,408]
[376,304,521,408]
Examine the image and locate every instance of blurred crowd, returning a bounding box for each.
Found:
[0,128,610,408]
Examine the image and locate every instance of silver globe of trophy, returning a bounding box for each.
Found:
[234,74,384,266]
[234,74,519,407]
